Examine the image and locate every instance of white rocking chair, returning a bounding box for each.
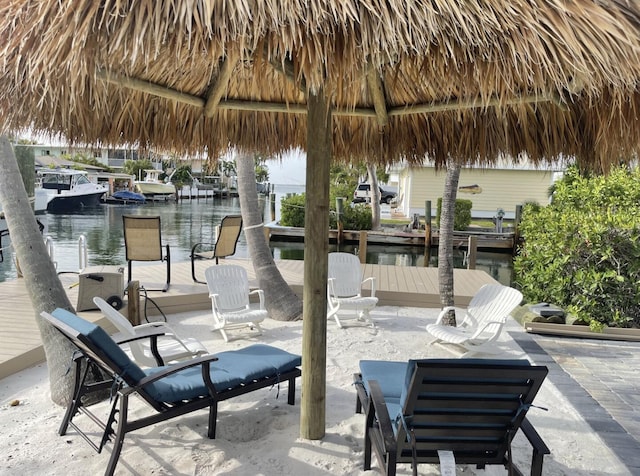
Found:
[327,252,378,328]
[204,265,266,342]
[93,296,207,367]
[425,284,523,357]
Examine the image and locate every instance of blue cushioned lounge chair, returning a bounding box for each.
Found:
[354,359,549,476]
[42,309,302,476]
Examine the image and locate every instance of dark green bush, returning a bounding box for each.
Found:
[280,193,306,227]
[436,198,472,230]
[280,192,372,230]
[331,203,372,230]
[514,166,640,329]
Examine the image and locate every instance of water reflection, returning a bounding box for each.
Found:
[0,198,515,286]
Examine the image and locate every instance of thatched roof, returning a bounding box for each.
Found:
[2,1,640,170]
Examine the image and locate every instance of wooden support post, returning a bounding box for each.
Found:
[301,90,331,440]
[359,231,367,263]
[424,200,432,266]
[424,224,432,266]
[126,280,141,326]
[336,197,344,245]
[270,193,276,221]
[467,236,477,269]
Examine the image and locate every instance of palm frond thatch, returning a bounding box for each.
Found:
[1,0,640,170]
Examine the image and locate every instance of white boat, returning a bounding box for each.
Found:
[38,169,108,213]
[134,169,176,200]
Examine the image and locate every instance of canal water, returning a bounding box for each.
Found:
[0,187,515,285]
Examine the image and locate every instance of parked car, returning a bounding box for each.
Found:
[353,183,397,204]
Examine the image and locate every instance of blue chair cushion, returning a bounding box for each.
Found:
[144,344,301,402]
[51,308,146,383]
[359,360,407,401]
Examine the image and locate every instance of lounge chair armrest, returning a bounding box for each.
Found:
[470,319,505,340]
[369,380,397,453]
[435,306,456,325]
[130,354,220,390]
[115,328,168,345]
[132,322,174,333]
[520,417,550,455]
[362,277,376,297]
[249,289,265,309]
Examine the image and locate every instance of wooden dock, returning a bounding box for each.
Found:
[265,223,516,251]
[0,258,498,380]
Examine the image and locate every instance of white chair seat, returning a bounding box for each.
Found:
[205,265,266,342]
[327,253,378,328]
[217,309,268,325]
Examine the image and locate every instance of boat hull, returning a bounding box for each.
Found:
[46,191,106,213]
[134,182,176,200]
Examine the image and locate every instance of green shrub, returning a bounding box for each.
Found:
[280,192,372,230]
[436,198,472,230]
[331,203,372,230]
[280,193,306,227]
[514,165,640,328]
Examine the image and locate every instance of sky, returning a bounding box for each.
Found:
[264,148,306,186]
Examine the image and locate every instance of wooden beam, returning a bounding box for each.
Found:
[204,51,240,118]
[97,69,566,116]
[366,66,389,127]
[96,70,204,108]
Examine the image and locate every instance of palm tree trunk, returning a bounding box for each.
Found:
[438,162,461,326]
[0,136,77,406]
[236,152,302,321]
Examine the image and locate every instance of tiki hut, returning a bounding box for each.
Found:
[2,0,640,438]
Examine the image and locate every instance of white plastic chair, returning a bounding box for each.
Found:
[425,284,523,357]
[327,252,378,328]
[93,296,207,367]
[204,265,266,342]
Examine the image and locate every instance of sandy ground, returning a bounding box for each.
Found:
[0,305,630,475]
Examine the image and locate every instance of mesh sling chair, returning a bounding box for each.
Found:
[190,215,243,284]
[123,215,171,292]
[42,309,301,476]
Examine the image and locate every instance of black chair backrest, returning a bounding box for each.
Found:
[396,359,548,465]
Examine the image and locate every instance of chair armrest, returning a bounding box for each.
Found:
[520,417,550,455]
[191,242,215,256]
[368,380,397,455]
[362,276,376,297]
[327,278,336,297]
[115,328,167,345]
[435,306,456,325]
[249,289,265,309]
[128,354,219,391]
[469,319,504,340]
[133,322,174,333]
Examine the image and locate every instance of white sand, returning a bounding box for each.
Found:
[0,306,629,475]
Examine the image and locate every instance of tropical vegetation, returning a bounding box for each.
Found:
[514,165,640,330]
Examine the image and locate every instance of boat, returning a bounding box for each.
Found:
[134,169,176,201]
[104,190,146,205]
[38,169,108,213]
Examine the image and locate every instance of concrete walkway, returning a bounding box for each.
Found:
[511,326,640,474]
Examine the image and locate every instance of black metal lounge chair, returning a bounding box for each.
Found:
[123,215,171,292]
[354,358,549,476]
[42,309,301,476]
[190,214,243,284]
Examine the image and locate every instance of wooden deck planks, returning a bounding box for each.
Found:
[0,258,498,380]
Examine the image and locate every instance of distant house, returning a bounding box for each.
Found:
[395,159,563,220]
